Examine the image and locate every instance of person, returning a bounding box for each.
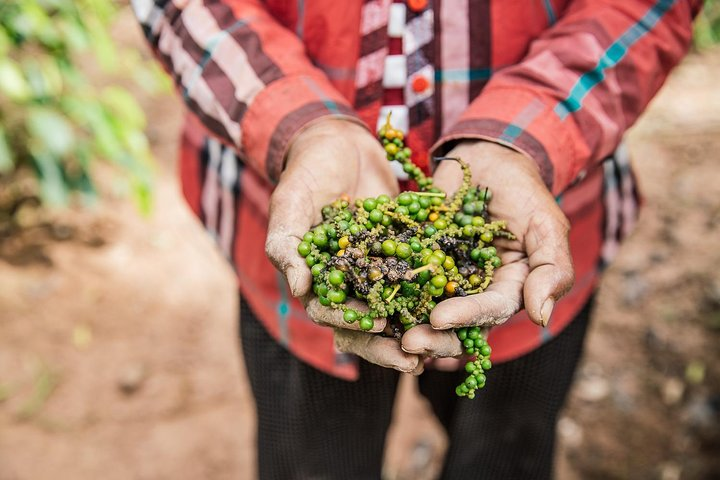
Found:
[133,0,699,478]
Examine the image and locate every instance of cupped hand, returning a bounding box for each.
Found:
[401,140,574,359]
[265,118,423,374]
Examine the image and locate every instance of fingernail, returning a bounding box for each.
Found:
[286,266,299,296]
[540,298,555,327]
[401,345,422,355]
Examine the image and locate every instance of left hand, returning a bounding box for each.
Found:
[400,140,575,360]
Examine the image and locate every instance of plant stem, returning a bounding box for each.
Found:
[414,192,446,198]
[385,284,401,303]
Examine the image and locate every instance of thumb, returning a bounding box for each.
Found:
[265,174,318,298]
[522,211,574,326]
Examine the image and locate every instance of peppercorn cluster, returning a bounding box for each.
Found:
[296,116,514,398]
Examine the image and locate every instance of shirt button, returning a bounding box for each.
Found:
[407,0,428,12]
[411,75,430,93]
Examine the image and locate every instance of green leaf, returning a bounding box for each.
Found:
[132,177,153,216]
[84,15,117,71]
[0,28,11,57]
[57,17,89,51]
[0,127,15,174]
[0,58,31,101]
[102,86,146,130]
[32,153,68,205]
[27,108,75,157]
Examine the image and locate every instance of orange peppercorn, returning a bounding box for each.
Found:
[445,281,458,296]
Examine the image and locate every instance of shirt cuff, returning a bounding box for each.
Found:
[430,86,580,195]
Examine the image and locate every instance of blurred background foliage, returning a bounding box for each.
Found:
[696,0,720,49]
[0,0,169,220]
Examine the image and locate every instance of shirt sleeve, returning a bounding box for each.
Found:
[132,0,364,183]
[431,0,701,195]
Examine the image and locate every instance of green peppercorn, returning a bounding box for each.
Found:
[297,241,312,257]
[311,263,326,277]
[313,232,328,248]
[359,317,374,331]
[327,289,347,304]
[457,328,468,341]
[376,194,391,204]
[368,209,383,224]
[343,309,359,323]
[472,216,485,227]
[479,247,494,261]
[397,192,413,206]
[433,218,448,230]
[328,269,345,286]
[381,239,397,256]
[480,231,494,243]
[429,285,445,297]
[396,242,412,259]
[459,215,473,227]
[316,284,329,297]
[430,274,448,288]
[363,198,377,212]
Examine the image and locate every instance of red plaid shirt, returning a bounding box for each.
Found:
[135,0,698,380]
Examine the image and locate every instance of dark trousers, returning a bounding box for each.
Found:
[240,298,592,480]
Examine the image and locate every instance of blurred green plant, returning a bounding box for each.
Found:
[0,0,167,214]
[695,0,720,49]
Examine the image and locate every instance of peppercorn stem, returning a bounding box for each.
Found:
[385,284,401,303]
[408,264,436,277]
[414,192,446,198]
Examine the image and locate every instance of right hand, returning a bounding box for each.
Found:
[265,118,424,374]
